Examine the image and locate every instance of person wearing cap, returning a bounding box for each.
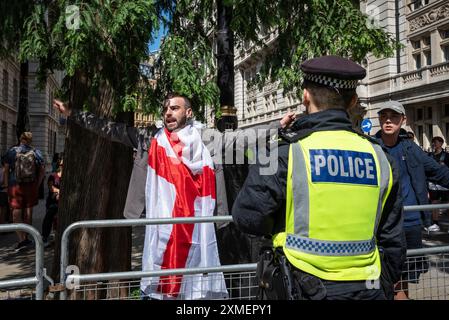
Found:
[375,100,449,299]
[232,55,405,300]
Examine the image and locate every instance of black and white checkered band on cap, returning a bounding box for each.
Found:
[304,73,359,89]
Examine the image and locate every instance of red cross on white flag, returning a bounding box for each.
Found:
[141,125,228,299]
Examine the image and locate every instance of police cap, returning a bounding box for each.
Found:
[301,55,366,90]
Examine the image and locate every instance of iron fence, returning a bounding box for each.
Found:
[0,223,45,300]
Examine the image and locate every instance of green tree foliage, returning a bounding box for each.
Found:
[156,0,397,109]
[0,0,34,57]
[3,0,158,113]
[147,0,219,119]
[231,0,397,94]
[1,0,396,118]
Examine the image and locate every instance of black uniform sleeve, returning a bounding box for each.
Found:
[376,152,406,284]
[231,143,289,236]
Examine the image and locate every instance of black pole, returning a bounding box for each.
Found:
[216,0,237,131]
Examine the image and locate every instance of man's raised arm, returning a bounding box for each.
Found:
[53,99,158,150]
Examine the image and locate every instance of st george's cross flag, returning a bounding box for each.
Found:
[140,123,228,299]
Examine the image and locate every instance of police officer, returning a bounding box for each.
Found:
[232,55,405,300]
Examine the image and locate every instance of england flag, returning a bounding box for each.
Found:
[140,123,228,299]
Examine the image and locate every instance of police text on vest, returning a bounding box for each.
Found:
[310,149,378,185]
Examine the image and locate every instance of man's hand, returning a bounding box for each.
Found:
[280,112,297,129]
[53,99,71,117]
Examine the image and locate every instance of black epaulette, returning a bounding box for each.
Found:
[279,128,315,144]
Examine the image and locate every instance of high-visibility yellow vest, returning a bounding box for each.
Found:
[273,130,393,281]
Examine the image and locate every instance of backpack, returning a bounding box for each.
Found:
[15,148,37,183]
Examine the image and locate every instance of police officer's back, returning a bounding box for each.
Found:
[231,56,405,300]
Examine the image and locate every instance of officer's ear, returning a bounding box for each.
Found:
[347,94,358,110]
[302,88,311,107]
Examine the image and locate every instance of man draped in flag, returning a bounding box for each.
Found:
[53,94,295,300]
[140,93,227,299]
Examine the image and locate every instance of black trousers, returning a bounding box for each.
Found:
[42,204,58,241]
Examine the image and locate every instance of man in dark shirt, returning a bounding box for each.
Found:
[375,101,449,299]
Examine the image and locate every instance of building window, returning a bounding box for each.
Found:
[48,128,52,158]
[411,0,429,11]
[427,123,433,145]
[412,40,421,49]
[53,131,57,156]
[48,88,53,114]
[440,29,449,40]
[1,121,6,155]
[265,93,276,111]
[413,0,422,10]
[12,79,18,110]
[414,54,422,70]
[423,36,431,47]
[446,123,449,145]
[443,46,449,62]
[246,99,256,117]
[424,51,431,66]
[264,95,271,112]
[2,70,8,104]
[426,106,432,120]
[417,125,424,147]
[416,108,423,120]
[445,104,449,117]
[48,129,57,159]
[11,124,16,144]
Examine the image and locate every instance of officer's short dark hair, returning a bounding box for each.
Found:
[302,82,357,110]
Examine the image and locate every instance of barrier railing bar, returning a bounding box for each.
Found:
[0,224,44,300]
[60,216,233,300]
[0,277,38,289]
[68,263,257,283]
[60,203,449,300]
[403,204,449,212]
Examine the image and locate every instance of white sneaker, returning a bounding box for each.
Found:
[425,224,440,232]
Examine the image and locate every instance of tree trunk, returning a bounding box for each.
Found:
[52,71,133,300]
[16,61,29,140]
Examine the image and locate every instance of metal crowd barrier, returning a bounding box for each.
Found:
[403,203,449,212]
[59,216,254,300]
[2,203,449,300]
[60,204,449,300]
[0,224,44,300]
[395,246,449,300]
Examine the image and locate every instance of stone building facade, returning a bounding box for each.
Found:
[0,58,66,165]
[232,0,449,151]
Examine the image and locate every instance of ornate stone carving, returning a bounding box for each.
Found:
[409,4,449,32]
[263,81,277,93]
